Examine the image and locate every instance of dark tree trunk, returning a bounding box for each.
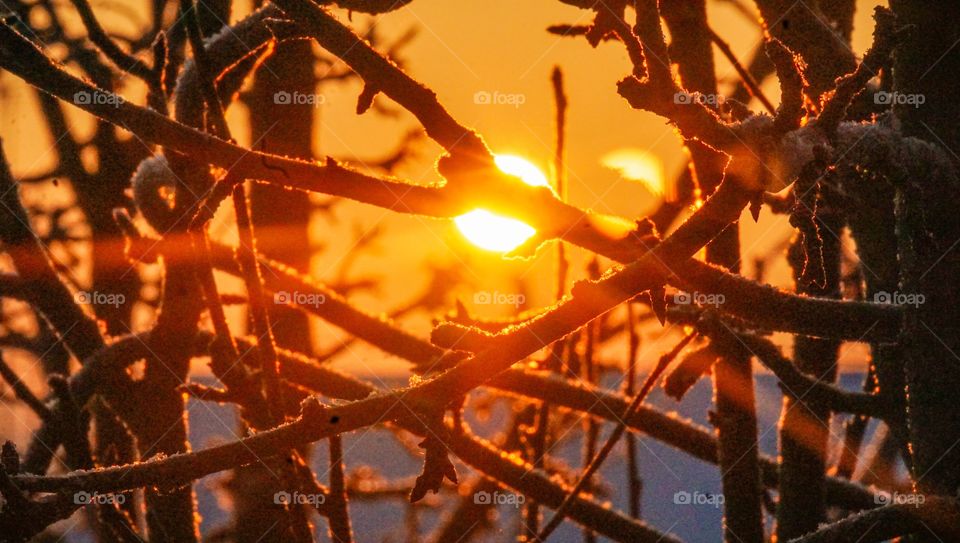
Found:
[890,0,960,527]
[247,40,315,355]
[662,3,764,542]
[230,38,317,543]
[777,210,842,541]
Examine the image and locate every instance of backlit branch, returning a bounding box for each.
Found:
[0,15,910,348]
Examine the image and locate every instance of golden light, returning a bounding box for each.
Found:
[601,148,667,199]
[492,154,550,188]
[454,155,549,252]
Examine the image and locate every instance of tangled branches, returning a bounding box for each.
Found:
[1,1,959,542]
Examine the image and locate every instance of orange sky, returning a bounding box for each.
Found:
[0,0,884,378]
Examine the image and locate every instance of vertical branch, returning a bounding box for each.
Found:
[580,260,600,543]
[551,66,568,216]
[231,183,284,416]
[707,332,763,543]
[660,2,763,541]
[624,304,643,518]
[176,5,314,540]
[231,181,312,541]
[834,366,875,480]
[136,258,203,543]
[522,67,570,540]
[326,435,353,543]
[180,0,285,423]
[121,3,235,540]
[537,332,697,540]
[778,193,843,540]
[753,0,857,100]
[891,5,960,536]
[179,0,228,136]
[837,95,908,478]
[245,39,315,356]
[520,222,562,540]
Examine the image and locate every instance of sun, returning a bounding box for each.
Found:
[454,155,549,252]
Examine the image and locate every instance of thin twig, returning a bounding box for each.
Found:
[707,27,776,114]
[69,0,165,111]
[624,304,642,518]
[537,332,697,540]
[0,351,52,420]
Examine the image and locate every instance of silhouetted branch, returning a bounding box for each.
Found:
[0,352,51,420]
[700,319,889,419]
[789,496,960,543]
[0,138,105,362]
[537,332,696,540]
[68,0,165,111]
[12,387,683,542]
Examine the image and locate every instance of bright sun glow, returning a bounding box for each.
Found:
[601,148,666,198]
[492,154,550,189]
[454,155,548,252]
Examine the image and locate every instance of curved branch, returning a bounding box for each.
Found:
[273,342,882,512]
[789,496,960,543]
[12,376,683,543]
[697,317,893,420]
[69,0,159,90]
[670,259,900,341]
[273,0,482,154]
